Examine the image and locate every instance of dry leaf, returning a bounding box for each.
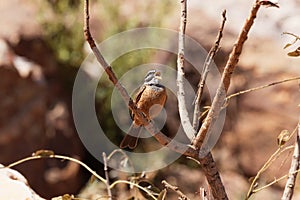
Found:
[32,149,55,157]
[287,47,300,57]
[259,1,280,8]
[277,130,290,147]
[283,43,292,49]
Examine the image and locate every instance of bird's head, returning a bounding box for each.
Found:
[144,69,162,85]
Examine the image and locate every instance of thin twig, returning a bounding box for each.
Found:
[247,125,298,198]
[252,168,300,195]
[109,180,157,200]
[282,32,300,40]
[102,152,112,200]
[281,122,300,200]
[0,152,157,200]
[162,180,190,200]
[192,10,226,131]
[246,145,295,199]
[1,153,107,183]
[225,76,300,105]
[282,32,300,50]
[192,0,262,150]
[177,0,196,140]
[107,149,136,172]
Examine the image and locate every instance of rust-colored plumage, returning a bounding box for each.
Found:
[120,70,167,149]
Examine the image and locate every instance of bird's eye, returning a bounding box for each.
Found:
[145,70,155,78]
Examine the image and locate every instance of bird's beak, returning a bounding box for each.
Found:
[155,71,162,79]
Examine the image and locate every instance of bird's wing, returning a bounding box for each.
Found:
[129,85,146,119]
[134,85,146,104]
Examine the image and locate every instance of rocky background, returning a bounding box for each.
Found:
[0,0,300,199]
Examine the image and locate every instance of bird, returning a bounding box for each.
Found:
[120,69,167,149]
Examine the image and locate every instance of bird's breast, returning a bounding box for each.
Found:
[134,85,167,125]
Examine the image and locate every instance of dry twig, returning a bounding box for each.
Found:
[281,123,300,200]
[192,10,226,131]
[250,167,300,197]
[246,126,298,199]
[282,32,300,57]
[246,126,299,198]
[0,151,158,200]
[102,152,112,200]
[283,32,300,40]
[225,76,300,105]
[246,145,294,199]
[249,169,300,196]
[162,180,190,200]
[282,32,300,49]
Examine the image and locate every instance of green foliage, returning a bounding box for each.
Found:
[38,0,84,68]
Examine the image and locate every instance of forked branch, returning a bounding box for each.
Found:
[192,0,262,149]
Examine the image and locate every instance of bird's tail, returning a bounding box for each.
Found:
[120,124,142,149]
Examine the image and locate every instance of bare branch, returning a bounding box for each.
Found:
[192,0,262,150]
[225,76,300,105]
[162,180,190,200]
[177,0,196,140]
[281,123,300,200]
[103,152,112,200]
[192,10,226,131]
[222,0,261,91]
[198,152,228,199]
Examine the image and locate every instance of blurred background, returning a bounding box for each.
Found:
[0,0,300,199]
